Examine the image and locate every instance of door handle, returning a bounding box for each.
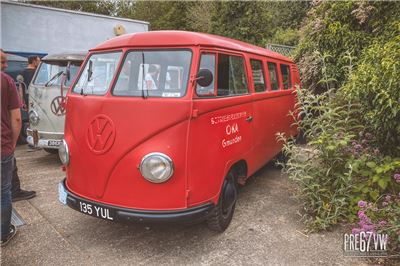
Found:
[246,116,253,122]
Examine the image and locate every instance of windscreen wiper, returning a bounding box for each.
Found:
[45,71,63,87]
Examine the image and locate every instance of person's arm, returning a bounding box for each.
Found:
[9,108,22,148]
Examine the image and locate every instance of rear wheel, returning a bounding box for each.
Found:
[44,148,58,154]
[207,170,238,232]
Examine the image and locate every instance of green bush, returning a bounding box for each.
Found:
[342,31,400,156]
[277,87,362,231]
[278,86,400,234]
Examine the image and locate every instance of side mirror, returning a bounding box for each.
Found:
[196,68,213,88]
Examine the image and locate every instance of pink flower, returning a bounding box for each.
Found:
[358,200,367,208]
[358,210,367,220]
[394,174,400,183]
[362,224,375,232]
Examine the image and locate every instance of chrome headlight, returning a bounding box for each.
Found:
[29,110,40,126]
[59,139,70,165]
[139,153,174,183]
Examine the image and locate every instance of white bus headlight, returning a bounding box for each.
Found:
[29,110,40,125]
[59,139,70,165]
[140,153,174,183]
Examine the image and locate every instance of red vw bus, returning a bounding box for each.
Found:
[58,31,300,231]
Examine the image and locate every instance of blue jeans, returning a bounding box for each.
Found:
[1,154,14,239]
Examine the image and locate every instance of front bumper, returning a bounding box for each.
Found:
[27,128,63,149]
[59,179,214,224]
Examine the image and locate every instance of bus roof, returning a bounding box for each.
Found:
[92,31,293,63]
[42,52,87,63]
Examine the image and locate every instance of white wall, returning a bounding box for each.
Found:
[1,1,149,55]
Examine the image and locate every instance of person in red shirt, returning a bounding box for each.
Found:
[1,49,21,246]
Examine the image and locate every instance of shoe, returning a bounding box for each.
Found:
[1,224,17,247]
[12,190,36,202]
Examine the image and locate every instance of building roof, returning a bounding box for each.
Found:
[92,31,292,62]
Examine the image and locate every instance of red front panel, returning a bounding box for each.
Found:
[64,95,191,210]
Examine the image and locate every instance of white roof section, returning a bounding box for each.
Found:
[3,1,149,26]
[1,1,149,55]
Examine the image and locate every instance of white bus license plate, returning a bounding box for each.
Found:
[48,140,62,147]
[78,201,114,221]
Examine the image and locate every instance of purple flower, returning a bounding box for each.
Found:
[358,200,367,208]
[394,174,400,183]
[385,195,391,202]
[352,228,361,234]
[382,201,388,207]
[354,144,362,150]
[358,210,367,220]
[379,221,387,226]
[362,224,375,232]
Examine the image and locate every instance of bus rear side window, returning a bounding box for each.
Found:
[280,64,292,90]
[267,62,279,91]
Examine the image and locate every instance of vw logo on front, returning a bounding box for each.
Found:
[50,96,66,116]
[86,115,116,154]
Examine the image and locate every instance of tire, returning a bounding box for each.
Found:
[207,171,238,232]
[44,148,59,154]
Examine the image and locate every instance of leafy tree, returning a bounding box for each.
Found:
[295,1,400,91]
[28,0,116,16]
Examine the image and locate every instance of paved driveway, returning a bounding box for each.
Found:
[1,146,365,265]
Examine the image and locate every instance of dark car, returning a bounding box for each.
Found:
[4,53,28,81]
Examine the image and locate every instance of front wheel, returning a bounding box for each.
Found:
[207,171,237,232]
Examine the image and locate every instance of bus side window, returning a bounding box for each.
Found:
[250,59,266,92]
[196,53,216,96]
[280,64,292,90]
[267,62,279,91]
[217,54,248,96]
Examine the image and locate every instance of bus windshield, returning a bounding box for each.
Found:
[34,62,80,87]
[113,50,192,98]
[72,52,122,95]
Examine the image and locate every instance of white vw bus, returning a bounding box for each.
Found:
[27,52,85,153]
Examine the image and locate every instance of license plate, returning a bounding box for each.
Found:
[48,140,62,147]
[77,200,114,221]
[58,182,67,205]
